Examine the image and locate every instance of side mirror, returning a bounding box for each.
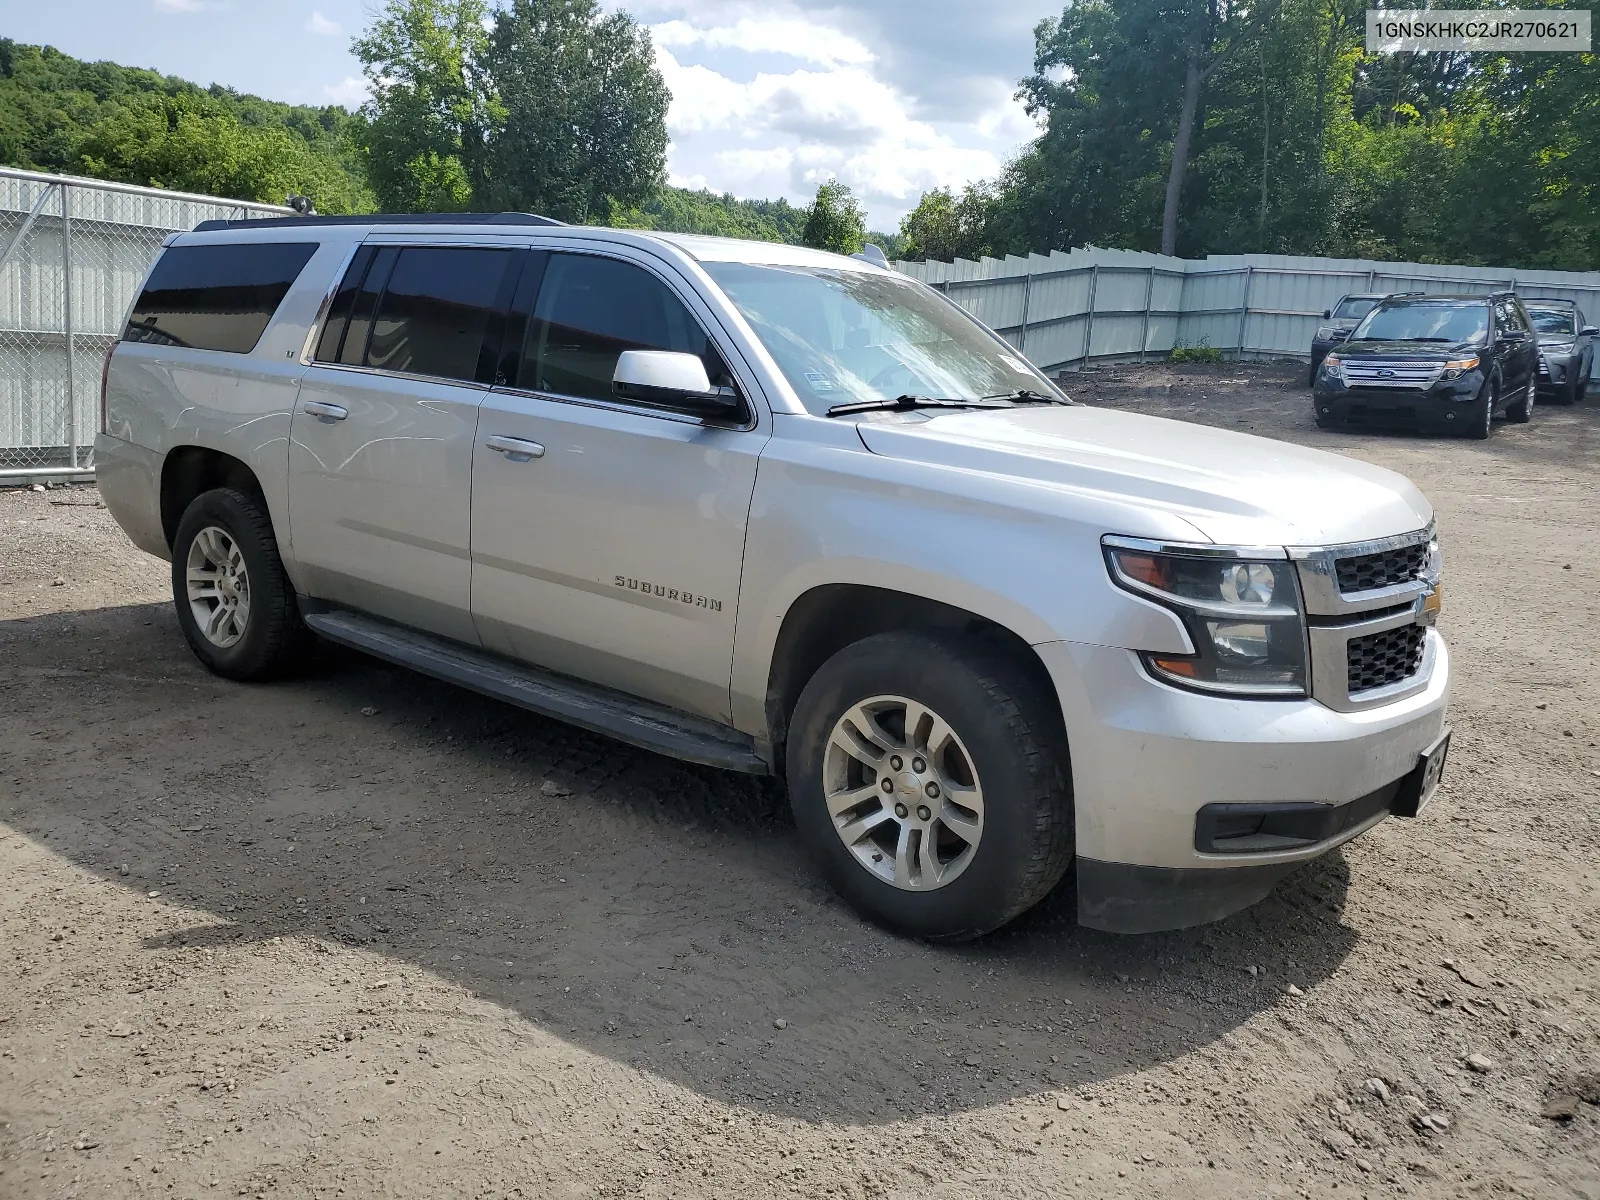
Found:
[612,350,741,418]
[1499,328,1528,343]
[1581,325,1599,337]
[1321,309,1331,320]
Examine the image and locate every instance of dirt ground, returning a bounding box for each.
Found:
[2,361,1597,1200]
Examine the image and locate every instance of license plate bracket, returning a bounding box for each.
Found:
[1392,728,1451,818]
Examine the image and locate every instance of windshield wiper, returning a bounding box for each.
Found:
[982,388,1068,405]
[824,394,1014,417]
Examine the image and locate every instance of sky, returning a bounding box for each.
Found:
[1,0,1049,228]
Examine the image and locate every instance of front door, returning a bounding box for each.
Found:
[470,249,766,722]
[289,243,521,643]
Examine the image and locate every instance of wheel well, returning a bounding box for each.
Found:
[764,584,1061,759]
[159,447,264,549]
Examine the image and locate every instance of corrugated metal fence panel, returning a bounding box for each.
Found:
[898,245,1600,380]
[1,169,287,473]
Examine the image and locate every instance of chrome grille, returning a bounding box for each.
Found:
[1348,624,1426,693]
[1342,358,1445,389]
[1335,541,1429,594]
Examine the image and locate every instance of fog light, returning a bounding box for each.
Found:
[1444,412,1455,421]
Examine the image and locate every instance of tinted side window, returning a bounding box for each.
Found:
[365,247,517,383]
[524,253,723,403]
[313,245,376,363]
[125,242,317,354]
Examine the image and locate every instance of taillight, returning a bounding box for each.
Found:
[99,343,116,433]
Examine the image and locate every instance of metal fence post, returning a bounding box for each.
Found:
[1017,270,1033,354]
[1139,266,1155,362]
[1235,265,1254,359]
[1082,263,1100,363]
[61,183,77,469]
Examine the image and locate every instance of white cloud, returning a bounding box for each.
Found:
[307,10,342,37]
[324,76,369,108]
[651,16,873,68]
[652,39,1019,228]
[152,0,204,12]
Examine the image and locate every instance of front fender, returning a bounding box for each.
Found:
[729,424,1194,736]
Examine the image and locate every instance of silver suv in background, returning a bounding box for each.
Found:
[97,215,1451,940]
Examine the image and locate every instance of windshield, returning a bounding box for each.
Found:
[1525,306,1576,336]
[1352,301,1488,344]
[702,262,1058,416]
[1332,296,1381,321]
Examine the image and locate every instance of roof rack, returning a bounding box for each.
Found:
[192,212,566,233]
[1387,291,1428,299]
[1518,295,1575,304]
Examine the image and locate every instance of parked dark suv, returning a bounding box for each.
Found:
[1521,298,1596,406]
[1307,292,1388,385]
[1312,291,1540,439]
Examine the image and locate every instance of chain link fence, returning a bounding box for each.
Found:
[0,168,288,480]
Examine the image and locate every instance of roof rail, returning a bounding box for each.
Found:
[1387,291,1428,299]
[1487,287,1517,298]
[1518,295,1574,304]
[191,212,566,232]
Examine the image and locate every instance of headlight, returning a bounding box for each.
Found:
[1104,539,1309,697]
[1315,325,1338,341]
[1320,354,1345,384]
[1544,342,1574,355]
[1439,355,1480,380]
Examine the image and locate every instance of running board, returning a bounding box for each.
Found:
[301,608,770,775]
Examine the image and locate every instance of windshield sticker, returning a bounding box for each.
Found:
[804,371,837,393]
[999,354,1030,374]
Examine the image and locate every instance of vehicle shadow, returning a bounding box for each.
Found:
[1,599,1360,1126]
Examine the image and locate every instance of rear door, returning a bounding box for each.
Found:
[289,242,521,644]
[468,248,766,722]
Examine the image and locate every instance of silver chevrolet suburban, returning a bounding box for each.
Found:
[96,214,1451,939]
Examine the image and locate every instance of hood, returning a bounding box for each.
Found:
[1339,338,1480,359]
[853,405,1432,547]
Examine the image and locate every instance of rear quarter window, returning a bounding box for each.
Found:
[124,242,319,354]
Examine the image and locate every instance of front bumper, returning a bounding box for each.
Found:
[1036,634,1449,933]
[1535,352,1582,393]
[1313,374,1485,429]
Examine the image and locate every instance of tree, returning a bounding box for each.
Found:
[77,93,305,202]
[479,0,668,222]
[351,0,494,212]
[800,180,866,254]
[0,38,373,212]
[898,184,998,261]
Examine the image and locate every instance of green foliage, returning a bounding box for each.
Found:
[353,0,669,222]
[801,180,866,255]
[899,0,1600,270]
[350,0,492,212]
[898,184,998,261]
[1170,340,1223,363]
[609,188,807,242]
[0,38,374,212]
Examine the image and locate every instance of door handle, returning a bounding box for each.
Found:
[303,401,348,422]
[485,434,545,461]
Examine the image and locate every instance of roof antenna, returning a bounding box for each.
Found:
[286,194,316,216]
[852,243,890,269]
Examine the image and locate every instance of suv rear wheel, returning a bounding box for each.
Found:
[1507,380,1534,424]
[171,487,313,680]
[785,631,1074,941]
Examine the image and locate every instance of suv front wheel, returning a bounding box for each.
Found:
[1466,377,1497,440]
[171,487,313,680]
[785,631,1074,941]
[1506,380,1534,424]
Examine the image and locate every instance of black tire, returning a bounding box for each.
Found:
[1466,378,1496,440]
[1507,379,1533,423]
[785,631,1074,941]
[1570,368,1588,406]
[1307,363,1319,388]
[170,487,313,680]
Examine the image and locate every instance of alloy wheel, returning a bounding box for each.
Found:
[823,695,985,891]
[185,525,251,648]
